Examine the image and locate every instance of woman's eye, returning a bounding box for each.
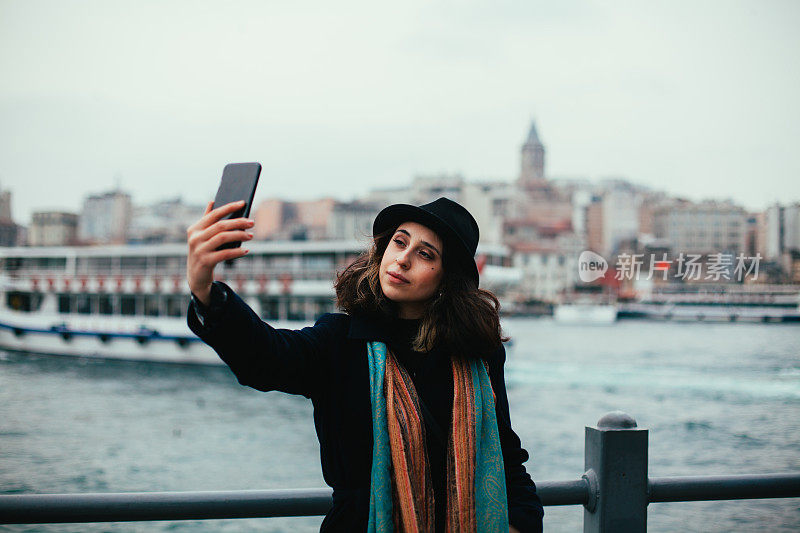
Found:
[393,238,406,247]
[420,250,433,259]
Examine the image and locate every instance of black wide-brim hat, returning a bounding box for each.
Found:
[373,197,480,287]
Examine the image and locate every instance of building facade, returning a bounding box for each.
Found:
[652,200,747,256]
[29,211,79,246]
[601,189,640,257]
[327,201,380,241]
[78,190,132,244]
[0,189,18,246]
[511,230,585,302]
[253,198,337,241]
[129,198,206,244]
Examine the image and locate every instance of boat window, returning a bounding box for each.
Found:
[6,291,43,312]
[120,295,136,316]
[155,256,185,271]
[76,257,91,274]
[58,294,72,314]
[311,297,335,320]
[144,295,160,317]
[90,257,113,271]
[224,254,253,270]
[303,255,334,279]
[45,257,68,270]
[248,254,266,271]
[259,297,281,321]
[271,255,295,269]
[303,254,334,268]
[121,257,148,272]
[76,294,92,315]
[15,257,59,270]
[288,298,306,321]
[99,294,113,315]
[165,295,186,317]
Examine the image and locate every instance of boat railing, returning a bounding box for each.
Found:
[647,293,799,305]
[4,268,342,283]
[1,412,798,532]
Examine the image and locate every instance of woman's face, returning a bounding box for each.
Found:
[379,221,444,319]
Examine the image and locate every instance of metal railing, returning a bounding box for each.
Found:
[2,412,799,532]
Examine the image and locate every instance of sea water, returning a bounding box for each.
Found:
[1,318,798,532]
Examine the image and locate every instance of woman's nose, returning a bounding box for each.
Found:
[395,249,411,267]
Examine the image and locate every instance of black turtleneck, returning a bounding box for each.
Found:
[384,316,453,533]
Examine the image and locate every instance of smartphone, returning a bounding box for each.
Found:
[212,162,261,250]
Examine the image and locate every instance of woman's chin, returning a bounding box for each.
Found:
[380,285,406,303]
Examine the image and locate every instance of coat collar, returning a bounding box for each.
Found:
[346,311,395,342]
[347,311,422,343]
[346,311,502,363]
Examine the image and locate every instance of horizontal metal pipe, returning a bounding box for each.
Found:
[0,480,588,524]
[0,488,334,524]
[536,479,589,506]
[649,473,800,503]
[3,473,799,524]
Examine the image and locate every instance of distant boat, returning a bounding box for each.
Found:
[0,241,363,364]
[553,300,617,324]
[618,284,800,323]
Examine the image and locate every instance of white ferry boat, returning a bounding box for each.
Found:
[0,241,516,364]
[553,300,618,325]
[618,285,800,322]
[0,241,364,364]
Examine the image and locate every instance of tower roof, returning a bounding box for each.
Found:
[526,121,541,144]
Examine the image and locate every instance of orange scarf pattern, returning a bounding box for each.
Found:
[385,350,497,532]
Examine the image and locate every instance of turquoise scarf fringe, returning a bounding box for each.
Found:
[366,341,509,532]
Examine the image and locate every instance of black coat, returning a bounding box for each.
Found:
[188,282,544,532]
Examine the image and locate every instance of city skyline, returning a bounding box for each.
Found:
[2,1,799,223]
[6,125,798,226]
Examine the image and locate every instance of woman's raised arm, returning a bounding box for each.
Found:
[186,203,345,399]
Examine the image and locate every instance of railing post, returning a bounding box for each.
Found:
[583,411,648,533]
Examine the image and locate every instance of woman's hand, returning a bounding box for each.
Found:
[186,200,254,306]
[509,526,520,533]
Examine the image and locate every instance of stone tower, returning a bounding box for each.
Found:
[519,121,545,188]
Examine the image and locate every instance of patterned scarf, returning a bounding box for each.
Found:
[366,341,508,533]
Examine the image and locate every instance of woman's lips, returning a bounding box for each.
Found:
[387,271,410,284]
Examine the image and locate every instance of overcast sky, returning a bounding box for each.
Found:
[1,0,798,224]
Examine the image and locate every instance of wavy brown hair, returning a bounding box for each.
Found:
[334,229,508,360]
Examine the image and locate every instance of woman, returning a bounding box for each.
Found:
[186,197,544,532]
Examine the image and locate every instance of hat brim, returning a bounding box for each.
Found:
[373,204,480,287]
